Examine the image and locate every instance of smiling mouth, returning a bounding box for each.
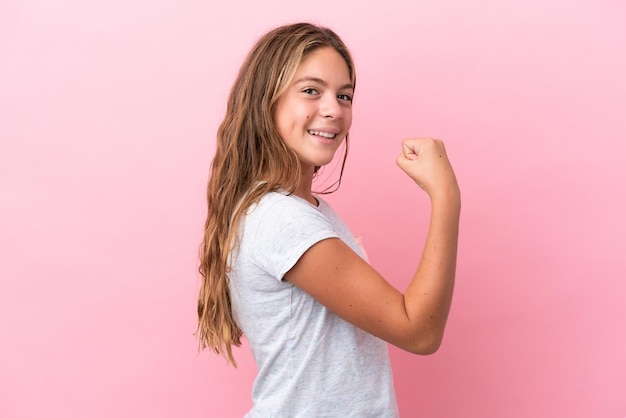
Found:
[308,130,337,139]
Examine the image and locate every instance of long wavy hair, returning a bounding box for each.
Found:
[196,22,357,365]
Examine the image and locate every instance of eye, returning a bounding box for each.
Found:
[338,93,353,102]
[302,88,319,95]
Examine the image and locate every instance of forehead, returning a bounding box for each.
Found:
[293,47,352,83]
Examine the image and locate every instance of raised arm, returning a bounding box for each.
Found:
[284,138,461,354]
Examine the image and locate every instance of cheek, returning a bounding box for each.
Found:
[273,106,292,137]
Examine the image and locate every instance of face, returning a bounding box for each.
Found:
[273,47,354,174]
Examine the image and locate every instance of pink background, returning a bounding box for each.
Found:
[1,0,625,417]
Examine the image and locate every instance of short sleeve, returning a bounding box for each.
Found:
[251,196,339,281]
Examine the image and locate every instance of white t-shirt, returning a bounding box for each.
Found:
[229,191,399,417]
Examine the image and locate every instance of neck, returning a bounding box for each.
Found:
[294,166,317,206]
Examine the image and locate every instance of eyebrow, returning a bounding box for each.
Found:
[294,77,354,91]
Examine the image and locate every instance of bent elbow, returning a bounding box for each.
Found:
[414,341,441,355]
[403,333,444,355]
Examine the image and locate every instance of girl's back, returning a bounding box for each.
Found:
[229,192,398,417]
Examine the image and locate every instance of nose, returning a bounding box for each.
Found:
[319,93,342,119]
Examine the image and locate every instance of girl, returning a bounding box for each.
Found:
[197,22,461,417]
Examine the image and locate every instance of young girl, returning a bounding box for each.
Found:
[197,22,461,417]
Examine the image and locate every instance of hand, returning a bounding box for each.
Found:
[396,138,460,201]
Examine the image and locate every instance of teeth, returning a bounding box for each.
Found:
[308,130,337,139]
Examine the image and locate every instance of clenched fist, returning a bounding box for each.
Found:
[396,138,460,203]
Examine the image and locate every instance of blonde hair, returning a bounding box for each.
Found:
[196,22,356,366]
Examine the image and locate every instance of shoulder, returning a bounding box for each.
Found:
[248,191,325,222]
[240,192,337,242]
[239,192,340,278]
